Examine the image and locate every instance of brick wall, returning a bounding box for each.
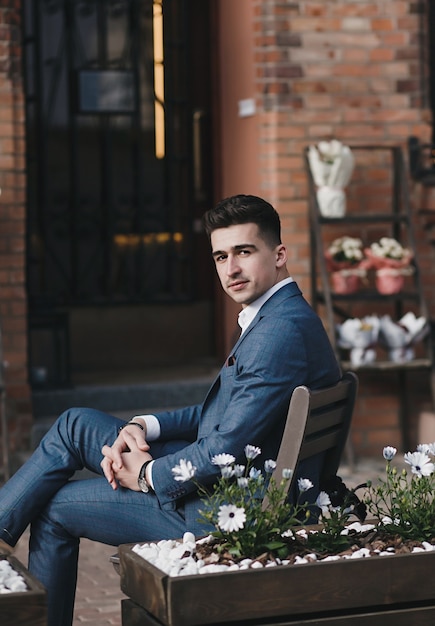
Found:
[1,0,435,461]
[252,0,435,455]
[0,1,31,461]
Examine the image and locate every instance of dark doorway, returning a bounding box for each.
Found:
[23,0,216,387]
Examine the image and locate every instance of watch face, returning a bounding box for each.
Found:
[138,477,149,493]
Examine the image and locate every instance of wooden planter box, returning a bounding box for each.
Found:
[119,543,435,626]
[0,556,46,626]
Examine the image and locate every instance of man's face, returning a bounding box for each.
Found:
[210,222,288,307]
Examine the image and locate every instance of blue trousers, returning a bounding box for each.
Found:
[0,408,191,626]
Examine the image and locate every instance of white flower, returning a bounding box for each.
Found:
[282,468,293,480]
[328,236,363,263]
[249,467,262,480]
[298,478,313,493]
[217,504,246,532]
[417,444,431,455]
[233,464,245,477]
[383,446,397,461]
[316,491,331,514]
[317,139,343,163]
[220,466,234,479]
[212,453,235,467]
[237,477,249,488]
[417,443,435,457]
[264,459,276,473]
[172,459,197,482]
[370,237,409,260]
[404,451,435,477]
[245,445,261,460]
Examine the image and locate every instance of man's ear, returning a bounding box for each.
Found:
[276,243,288,267]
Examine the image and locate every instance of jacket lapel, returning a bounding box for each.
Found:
[201,282,302,406]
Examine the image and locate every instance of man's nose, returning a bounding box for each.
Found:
[226,255,240,276]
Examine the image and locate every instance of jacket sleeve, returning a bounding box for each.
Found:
[151,293,340,508]
[152,317,310,506]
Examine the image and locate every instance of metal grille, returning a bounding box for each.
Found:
[23,0,194,307]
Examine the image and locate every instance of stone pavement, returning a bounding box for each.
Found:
[10,454,399,626]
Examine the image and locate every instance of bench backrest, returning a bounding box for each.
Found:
[263,371,358,509]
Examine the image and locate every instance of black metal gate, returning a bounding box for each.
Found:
[23,0,211,308]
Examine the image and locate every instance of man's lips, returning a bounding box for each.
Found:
[228,280,248,291]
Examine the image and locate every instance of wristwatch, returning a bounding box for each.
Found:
[138,460,153,493]
[118,420,144,433]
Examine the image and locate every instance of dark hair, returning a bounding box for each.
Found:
[202,194,281,247]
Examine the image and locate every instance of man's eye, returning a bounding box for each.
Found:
[215,255,226,263]
[239,249,250,256]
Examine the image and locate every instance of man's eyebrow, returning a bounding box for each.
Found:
[211,243,257,258]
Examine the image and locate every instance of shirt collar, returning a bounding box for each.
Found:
[238,277,294,334]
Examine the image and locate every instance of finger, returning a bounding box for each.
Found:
[100,457,118,489]
[122,430,150,452]
[102,443,123,470]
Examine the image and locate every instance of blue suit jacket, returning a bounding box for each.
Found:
[150,282,341,532]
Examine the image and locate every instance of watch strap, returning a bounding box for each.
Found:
[138,460,154,493]
[118,420,144,433]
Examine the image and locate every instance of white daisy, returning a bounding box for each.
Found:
[220,466,234,479]
[217,504,246,532]
[282,468,293,480]
[249,467,262,480]
[264,459,277,473]
[233,464,245,477]
[298,478,313,493]
[383,446,397,461]
[404,451,435,477]
[245,445,261,460]
[211,453,235,467]
[316,491,331,514]
[171,459,197,482]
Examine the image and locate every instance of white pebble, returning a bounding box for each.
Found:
[183,532,196,544]
[0,561,28,594]
[293,556,309,564]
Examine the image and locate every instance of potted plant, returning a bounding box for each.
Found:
[325,236,367,294]
[364,237,414,294]
[119,444,435,626]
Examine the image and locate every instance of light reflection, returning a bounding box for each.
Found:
[153,0,165,159]
[114,232,183,247]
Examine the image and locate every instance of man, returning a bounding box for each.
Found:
[0,194,340,626]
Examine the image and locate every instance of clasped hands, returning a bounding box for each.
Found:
[101,424,152,491]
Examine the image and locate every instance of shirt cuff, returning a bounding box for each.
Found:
[132,414,161,441]
[146,460,155,490]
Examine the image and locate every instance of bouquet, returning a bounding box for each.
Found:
[308,140,355,217]
[336,315,380,366]
[378,312,429,362]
